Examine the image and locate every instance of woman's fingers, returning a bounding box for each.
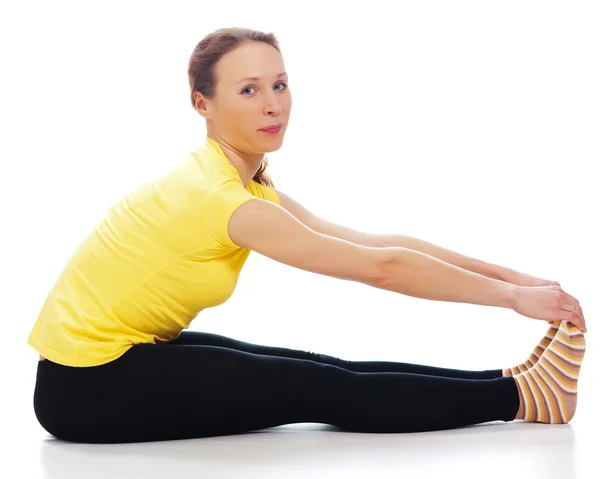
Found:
[561,303,586,332]
[561,290,586,332]
[562,291,580,305]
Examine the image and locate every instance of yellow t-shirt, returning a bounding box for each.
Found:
[27,136,280,367]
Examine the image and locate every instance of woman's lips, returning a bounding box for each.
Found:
[260,124,282,134]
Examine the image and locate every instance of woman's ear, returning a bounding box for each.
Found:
[193,92,211,119]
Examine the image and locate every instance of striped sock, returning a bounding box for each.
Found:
[502,321,560,376]
[513,320,585,423]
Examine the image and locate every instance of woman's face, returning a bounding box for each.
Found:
[200,41,292,154]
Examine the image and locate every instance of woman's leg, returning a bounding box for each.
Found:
[169,321,561,379]
[168,330,500,379]
[33,341,521,444]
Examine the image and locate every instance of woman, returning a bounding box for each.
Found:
[28,27,587,444]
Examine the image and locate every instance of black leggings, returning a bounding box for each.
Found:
[33,330,520,444]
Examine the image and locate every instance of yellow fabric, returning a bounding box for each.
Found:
[27,136,279,367]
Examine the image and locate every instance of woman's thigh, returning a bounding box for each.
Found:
[34,342,350,444]
[168,330,349,366]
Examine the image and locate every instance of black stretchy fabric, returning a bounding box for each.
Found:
[33,330,520,444]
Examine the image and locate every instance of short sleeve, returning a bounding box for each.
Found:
[205,179,258,248]
[257,183,281,205]
[250,182,280,205]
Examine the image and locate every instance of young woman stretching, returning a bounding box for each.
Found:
[28,27,587,444]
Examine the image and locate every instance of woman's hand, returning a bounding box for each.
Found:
[498,268,569,324]
[513,285,587,333]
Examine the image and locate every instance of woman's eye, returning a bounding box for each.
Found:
[242,82,288,95]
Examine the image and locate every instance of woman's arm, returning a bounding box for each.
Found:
[378,247,517,309]
[228,198,517,310]
[275,188,509,282]
[373,234,509,282]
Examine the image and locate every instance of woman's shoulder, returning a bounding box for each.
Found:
[247,180,280,204]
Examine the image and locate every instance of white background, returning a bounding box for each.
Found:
[1,1,598,477]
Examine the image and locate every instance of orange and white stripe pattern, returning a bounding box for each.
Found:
[503,322,560,376]
[513,321,585,423]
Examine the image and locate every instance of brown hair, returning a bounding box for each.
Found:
[188,27,281,188]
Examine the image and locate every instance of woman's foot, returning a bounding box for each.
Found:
[513,320,585,423]
[503,321,560,376]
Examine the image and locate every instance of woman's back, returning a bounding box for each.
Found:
[27,136,280,367]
